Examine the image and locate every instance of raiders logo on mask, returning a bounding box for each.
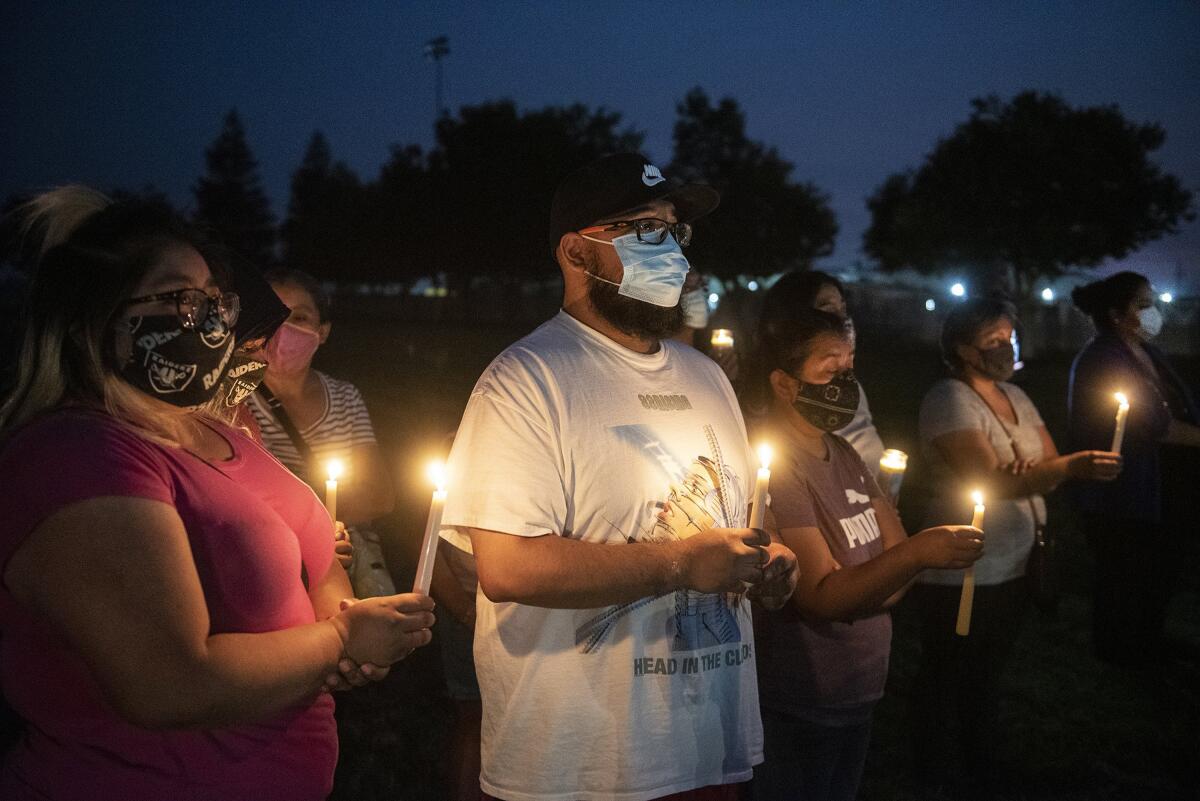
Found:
[218,352,269,407]
[119,311,234,407]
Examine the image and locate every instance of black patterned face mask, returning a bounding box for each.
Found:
[792,370,861,432]
[118,309,234,407]
[971,342,1016,381]
[216,350,268,407]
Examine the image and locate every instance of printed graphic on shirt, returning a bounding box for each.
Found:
[845,488,871,505]
[840,507,880,548]
[574,423,747,655]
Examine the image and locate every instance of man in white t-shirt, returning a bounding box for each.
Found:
[439,153,798,801]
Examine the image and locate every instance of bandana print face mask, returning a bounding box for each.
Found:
[792,370,861,432]
[118,307,234,407]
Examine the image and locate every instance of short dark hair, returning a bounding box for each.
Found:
[940,297,1018,373]
[263,266,331,322]
[1071,271,1149,331]
[740,308,850,417]
[758,270,846,340]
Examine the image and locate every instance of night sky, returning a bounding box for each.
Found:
[3,1,1198,288]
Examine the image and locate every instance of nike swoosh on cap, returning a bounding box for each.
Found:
[642,164,666,187]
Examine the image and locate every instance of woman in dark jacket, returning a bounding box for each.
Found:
[1069,271,1200,666]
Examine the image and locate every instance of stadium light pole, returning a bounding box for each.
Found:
[424,35,450,121]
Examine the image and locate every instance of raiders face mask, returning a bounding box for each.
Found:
[216,350,268,407]
[119,308,234,407]
[792,370,861,432]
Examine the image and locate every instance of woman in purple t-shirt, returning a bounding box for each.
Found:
[0,188,435,801]
[744,311,984,801]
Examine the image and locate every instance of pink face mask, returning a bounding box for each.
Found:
[265,321,321,374]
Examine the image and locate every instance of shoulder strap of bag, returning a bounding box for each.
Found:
[256,383,314,480]
[955,378,1044,528]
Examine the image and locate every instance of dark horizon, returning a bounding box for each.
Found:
[3,1,1197,289]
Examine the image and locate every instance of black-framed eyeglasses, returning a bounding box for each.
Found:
[124,288,240,330]
[578,217,693,247]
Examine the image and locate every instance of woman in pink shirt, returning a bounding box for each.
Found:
[0,187,434,800]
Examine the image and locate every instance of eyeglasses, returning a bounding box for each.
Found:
[124,288,240,330]
[578,218,693,247]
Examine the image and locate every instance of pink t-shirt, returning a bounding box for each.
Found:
[0,409,338,801]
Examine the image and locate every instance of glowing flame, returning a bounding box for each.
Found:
[880,449,908,471]
[325,458,345,482]
[1114,392,1129,408]
[711,329,735,347]
[971,489,984,507]
[427,460,446,492]
[757,443,773,471]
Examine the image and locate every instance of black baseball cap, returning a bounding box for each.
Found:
[548,153,719,257]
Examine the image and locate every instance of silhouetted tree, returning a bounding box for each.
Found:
[430,100,644,288]
[281,131,365,282]
[669,88,837,279]
[194,109,277,266]
[864,91,1194,297]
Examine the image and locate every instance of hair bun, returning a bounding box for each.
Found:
[1071,282,1100,315]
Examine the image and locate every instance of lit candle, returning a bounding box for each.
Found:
[956,490,985,636]
[710,329,735,350]
[1111,392,1130,453]
[878,449,909,503]
[412,460,448,596]
[324,458,344,523]
[749,444,772,529]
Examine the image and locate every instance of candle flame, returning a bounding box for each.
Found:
[757,443,773,470]
[879,449,908,470]
[325,458,344,482]
[710,329,735,347]
[427,460,446,492]
[1114,391,1129,408]
[971,489,984,506]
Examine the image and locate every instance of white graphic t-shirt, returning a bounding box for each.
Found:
[441,311,762,801]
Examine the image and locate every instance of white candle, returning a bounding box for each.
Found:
[878,449,908,503]
[1111,392,1130,453]
[324,458,344,523]
[749,443,772,529]
[710,329,735,350]
[956,490,985,636]
[413,460,448,596]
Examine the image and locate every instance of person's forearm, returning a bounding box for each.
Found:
[309,560,356,619]
[472,530,682,608]
[118,621,344,730]
[1164,419,1200,447]
[972,456,1069,499]
[797,541,923,622]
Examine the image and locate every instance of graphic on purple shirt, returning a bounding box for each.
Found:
[753,427,891,721]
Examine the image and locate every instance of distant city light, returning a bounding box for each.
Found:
[1160,291,1174,304]
[748,280,760,292]
[1041,287,1055,302]
[950,282,966,298]
[707,292,720,308]
[925,298,937,311]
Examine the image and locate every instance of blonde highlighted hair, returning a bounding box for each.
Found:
[0,186,235,448]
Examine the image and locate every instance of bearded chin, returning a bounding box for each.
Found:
[587,272,684,341]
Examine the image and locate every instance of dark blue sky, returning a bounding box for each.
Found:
[3,1,1198,288]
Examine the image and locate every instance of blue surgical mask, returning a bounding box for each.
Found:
[681,288,709,328]
[584,231,692,307]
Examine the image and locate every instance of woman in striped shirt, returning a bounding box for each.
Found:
[248,269,395,552]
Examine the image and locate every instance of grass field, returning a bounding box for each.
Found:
[316,308,1199,801]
